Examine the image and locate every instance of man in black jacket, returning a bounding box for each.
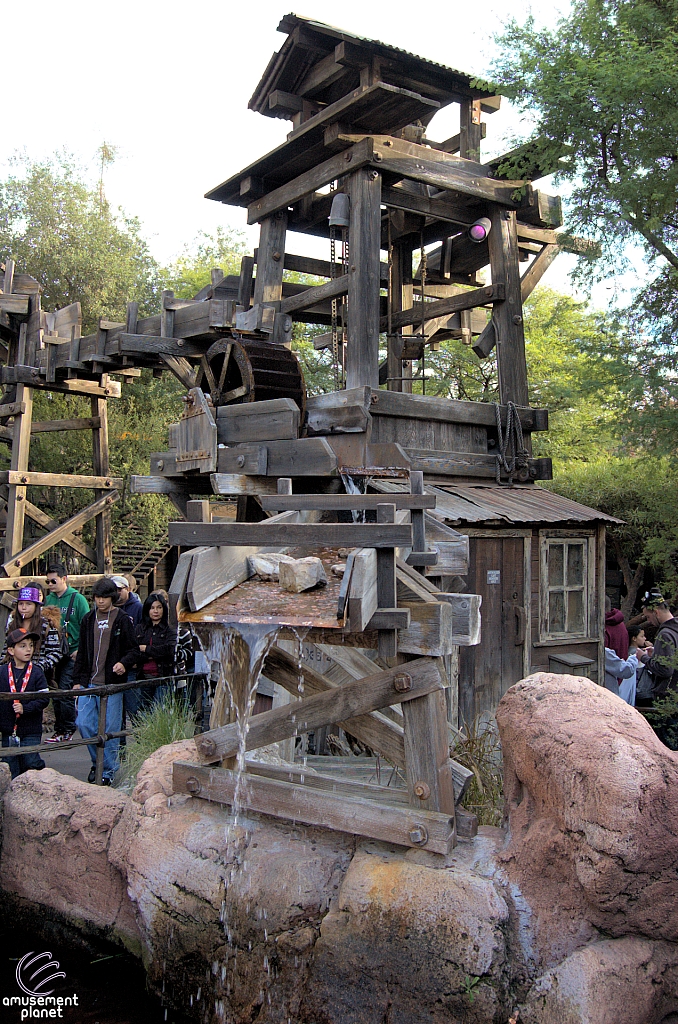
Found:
[74,578,138,784]
[637,589,678,748]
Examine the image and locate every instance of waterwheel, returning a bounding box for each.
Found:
[196,338,305,414]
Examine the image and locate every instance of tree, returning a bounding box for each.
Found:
[0,154,159,332]
[159,228,248,299]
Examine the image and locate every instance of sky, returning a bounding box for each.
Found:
[1,0,639,306]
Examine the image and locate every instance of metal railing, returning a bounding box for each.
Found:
[0,673,204,785]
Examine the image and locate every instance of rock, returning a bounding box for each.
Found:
[496,672,678,968]
[247,552,287,580]
[302,842,511,1024]
[519,937,678,1024]
[331,562,346,577]
[278,555,328,593]
[0,768,142,952]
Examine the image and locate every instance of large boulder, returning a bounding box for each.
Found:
[496,673,678,970]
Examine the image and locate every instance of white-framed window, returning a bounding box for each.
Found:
[540,533,592,640]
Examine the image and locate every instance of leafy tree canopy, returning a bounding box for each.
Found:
[0,154,159,333]
[159,227,248,299]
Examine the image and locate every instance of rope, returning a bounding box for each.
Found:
[494,401,530,485]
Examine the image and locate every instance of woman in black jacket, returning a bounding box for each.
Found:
[135,592,177,705]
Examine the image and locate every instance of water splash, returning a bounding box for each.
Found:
[341,472,366,523]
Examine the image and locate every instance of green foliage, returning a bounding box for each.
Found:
[117,692,196,789]
[159,227,248,299]
[0,154,159,332]
[642,690,678,751]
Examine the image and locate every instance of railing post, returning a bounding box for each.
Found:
[95,694,108,785]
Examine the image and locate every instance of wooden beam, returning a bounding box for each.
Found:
[402,685,456,817]
[173,762,455,855]
[2,491,119,576]
[259,494,436,512]
[0,470,121,489]
[209,474,279,496]
[110,334,205,358]
[24,500,97,565]
[3,385,32,567]
[0,573,106,592]
[346,167,382,390]
[368,389,548,431]
[489,207,529,407]
[520,243,560,301]
[264,644,406,766]
[194,657,445,764]
[381,185,483,229]
[279,274,349,315]
[380,283,502,333]
[0,366,121,398]
[253,210,288,305]
[31,417,101,433]
[168,521,412,549]
[0,295,29,314]
[247,138,374,225]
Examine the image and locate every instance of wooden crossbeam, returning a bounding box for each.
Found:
[31,417,101,433]
[258,494,435,512]
[279,274,349,314]
[380,283,503,333]
[173,761,456,855]
[1,490,119,576]
[168,521,412,549]
[0,471,121,489]
[0,574,105,592]
[24,500,97,564]
[195,657,444,764]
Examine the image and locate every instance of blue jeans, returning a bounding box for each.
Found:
[54,656,77,734]
[76,689,123,781]
[2,733,45,779]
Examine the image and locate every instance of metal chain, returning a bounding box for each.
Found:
[330,223,340,392]
[420,232,427,395]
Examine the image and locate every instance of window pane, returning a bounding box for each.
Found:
[549,591,565,633]
[549,544,564,586]
[567,544,584,587]
[567,590,584,633]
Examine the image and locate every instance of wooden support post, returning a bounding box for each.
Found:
[387,237,414,393]
[402,675,456,830]
[237,256,255,309]
[253,211,288,307]
[277,477,293,496]
[161,290,175,338]
[25,293,41,367]
[376,503,398,659]
[94,694,107,785]
[488,207,530,408]
[186,500,211,523]
[91,397,113,572]
[4,384,33,568]
[410,470,427,575]
[459,99,483,162]
[346,168,382,389]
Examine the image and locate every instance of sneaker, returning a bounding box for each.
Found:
[101,778,112,787]
[87,766,96,784]
[62,732,75,742]
[45,734,64,744]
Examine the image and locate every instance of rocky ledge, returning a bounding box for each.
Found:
[1,673,678,1024]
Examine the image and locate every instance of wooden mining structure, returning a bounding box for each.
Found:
[0,15,615,855]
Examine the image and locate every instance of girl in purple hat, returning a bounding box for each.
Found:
[5,582,63,679]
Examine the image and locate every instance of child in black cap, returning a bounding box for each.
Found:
[0,629,49,778]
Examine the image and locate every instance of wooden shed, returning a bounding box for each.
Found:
[411,483,623,723]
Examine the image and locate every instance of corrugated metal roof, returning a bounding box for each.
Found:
[371,480,622,526]
[275,14,497,94]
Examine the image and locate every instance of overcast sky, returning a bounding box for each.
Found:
[3,0,637,305]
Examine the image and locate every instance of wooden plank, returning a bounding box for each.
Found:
[347,548,378,631]
[346,167,382,390]
[235,304,276,333]
[24,500,97,565]
[218,444,268,475]
[381,283,502,333]
[381,184,484,230]
[111,333,205,359]
[2,490,119,576]
[216,437,338,477]
[168,521,412,549]
[3,385,32,566]
[0,366,122,398]
[264,644,406,766]
[0,470,121,489]
[252,210,288,305]
[279,274,349,315]
[398,602,465,656]
[369,389,548,431]
[259,494,435,512]
[237,256,255,308]
[488,206,529,407]
[31,417,100,433]
[0,574,105,592]
[129,475,213,496]
[173,762,455,855]
[216,398,299,444]
[403,448,552,481]
[376,503,398,658]
[305,387,371,436]
[402,686,456,817]
[210,474,278,496]
[247,138,374,226]
[195,657,444,763]
[0,295,29,314]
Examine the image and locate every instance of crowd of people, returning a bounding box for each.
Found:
[604,589,678,742]
[0,564,201,784]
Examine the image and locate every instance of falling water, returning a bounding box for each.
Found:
[340,472,366,523]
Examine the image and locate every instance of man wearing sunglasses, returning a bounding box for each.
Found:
[44,563,90,742]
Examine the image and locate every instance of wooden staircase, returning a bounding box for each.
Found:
[113,526,171,586]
